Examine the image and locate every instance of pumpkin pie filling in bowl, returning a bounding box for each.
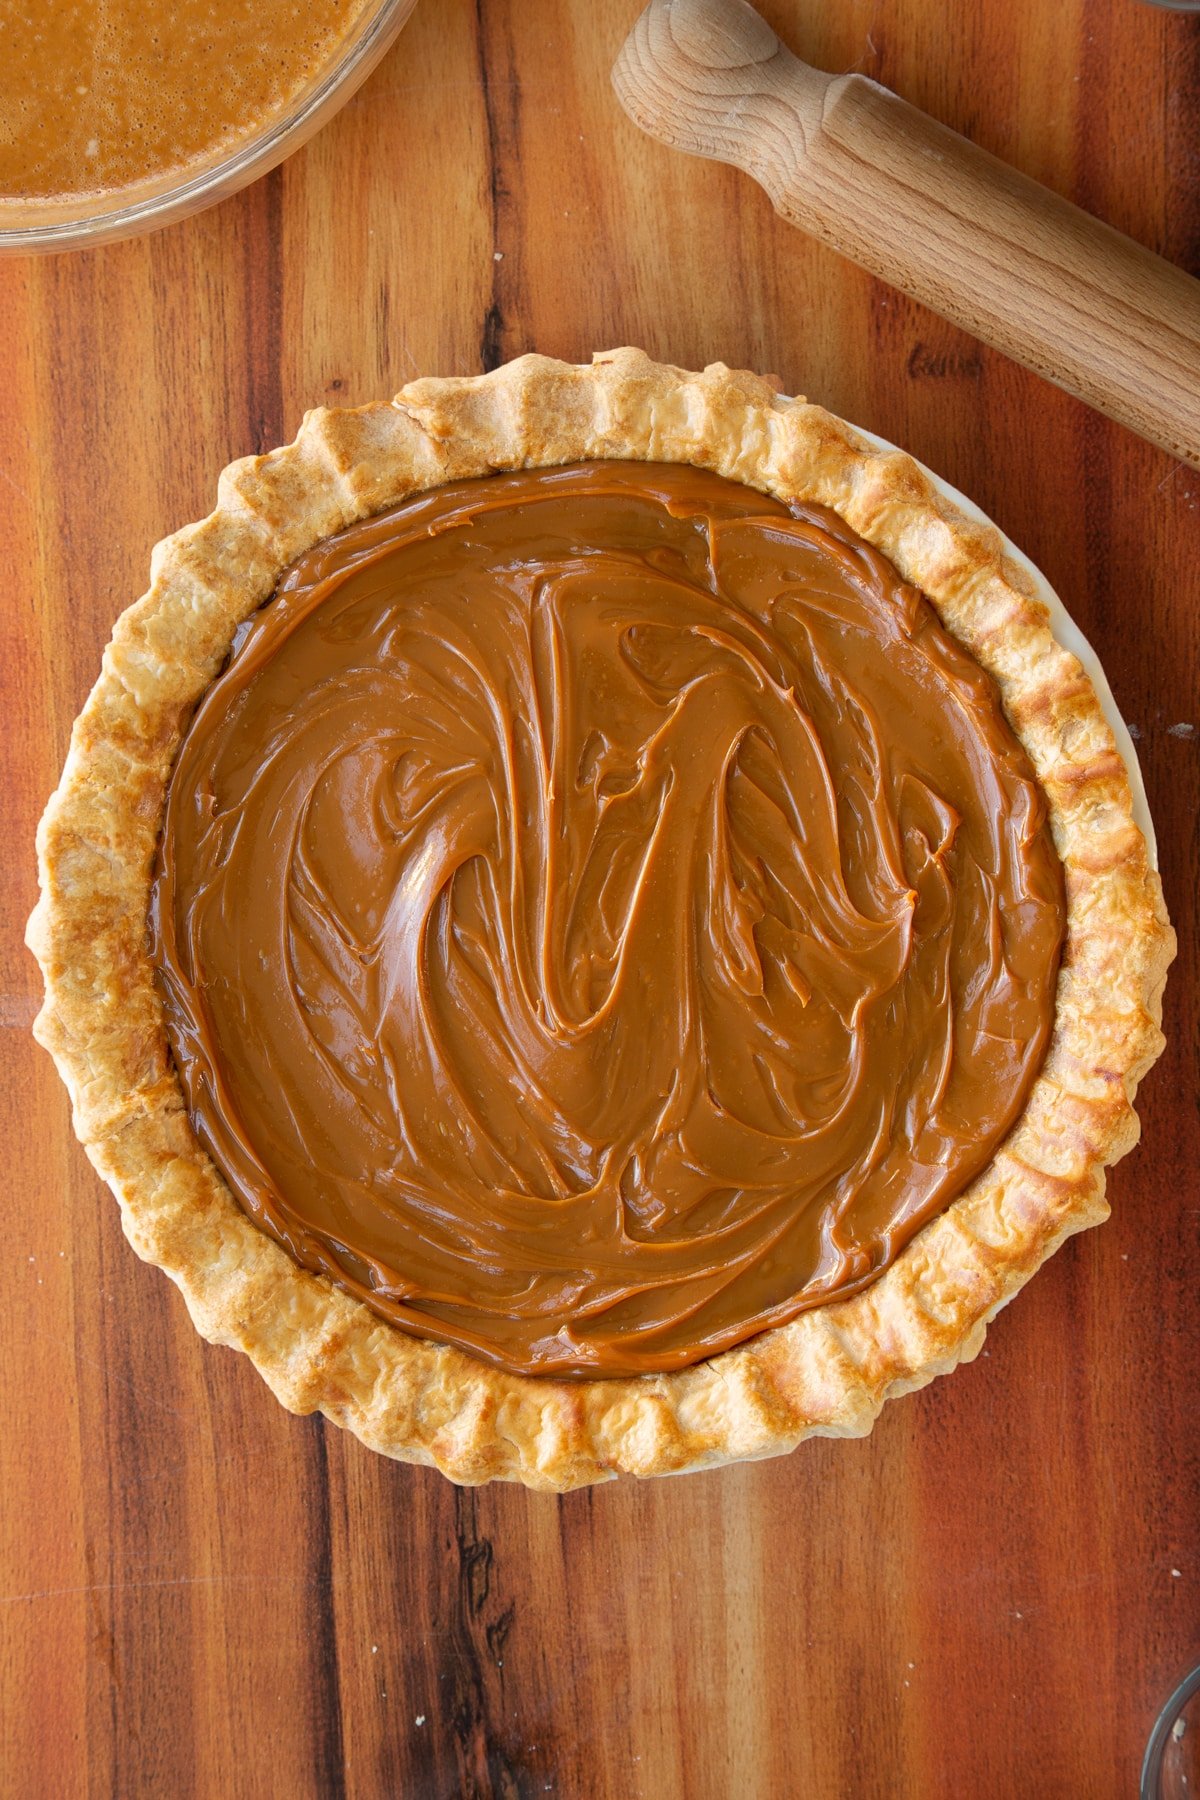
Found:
[28,352,1173,1486]
[0,0,417,250]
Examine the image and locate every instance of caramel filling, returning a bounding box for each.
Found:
[0,0,373,202]
[152,463,1065,1378]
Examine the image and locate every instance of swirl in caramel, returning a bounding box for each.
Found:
[151,463,1065,1376]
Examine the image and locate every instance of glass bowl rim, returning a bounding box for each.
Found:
[1141,1660,1200,1800]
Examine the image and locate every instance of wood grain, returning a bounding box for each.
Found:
[1,1,1198,1795]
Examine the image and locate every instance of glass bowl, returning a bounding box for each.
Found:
[1143,1662,1200,1800]
[0,0,418,256]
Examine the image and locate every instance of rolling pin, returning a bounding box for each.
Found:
[612,0,1200,468]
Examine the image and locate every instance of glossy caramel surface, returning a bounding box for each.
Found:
[152,463,1065,1376]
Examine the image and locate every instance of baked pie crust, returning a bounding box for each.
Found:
[27,350,1174,1490]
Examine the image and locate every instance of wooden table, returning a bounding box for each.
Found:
[2,2,1197,1795]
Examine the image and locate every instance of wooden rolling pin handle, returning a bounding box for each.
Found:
[613,0,1200,469]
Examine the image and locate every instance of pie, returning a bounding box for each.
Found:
[28,350,1174,1489]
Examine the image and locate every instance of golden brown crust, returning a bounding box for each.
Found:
[27,351,1174,1489]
